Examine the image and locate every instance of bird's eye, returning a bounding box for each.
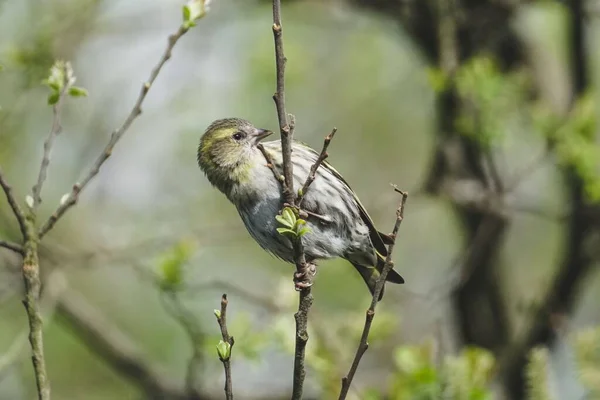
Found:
[232,132,245,141]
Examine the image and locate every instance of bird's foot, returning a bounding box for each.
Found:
[293,262,317,291]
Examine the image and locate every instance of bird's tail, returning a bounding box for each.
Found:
[351,256,404,301]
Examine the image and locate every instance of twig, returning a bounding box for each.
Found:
[257,144,285,185]
[338,188,408,400]
[215,294,234,400]
[0,239,23,255]
[0,168,27,239]
[271,0,294,206]
[32,77,69,209]
[297,128,337,207]
[38,25,190,239]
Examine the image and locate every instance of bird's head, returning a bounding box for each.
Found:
[197,118,273,192]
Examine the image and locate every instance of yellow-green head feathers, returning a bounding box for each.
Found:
[197,118,272,198]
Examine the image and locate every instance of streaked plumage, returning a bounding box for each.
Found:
[197,118,404,299]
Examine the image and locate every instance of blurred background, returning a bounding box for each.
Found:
[1,0,599,399]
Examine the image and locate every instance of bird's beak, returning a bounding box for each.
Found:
[252,128,273,145]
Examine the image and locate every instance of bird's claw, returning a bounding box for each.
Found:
[293,262,317,291]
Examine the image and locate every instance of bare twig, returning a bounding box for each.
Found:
[0,168,27,239]
[38,25,190,239]
[271,0,294,206]
[297,128,337,207]
[0,240,23,255]
[256,143,285,185]
[215,294,234,400]
[32,74,69,209]
[338,188,408,400]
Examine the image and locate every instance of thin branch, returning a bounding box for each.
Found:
[0,240,23,255]
[338,188,408,400]
[215,294,234,400]
[271,2,315,399]
[272,0,294,206]
[38,25,190,239]
[0,168,27,239]
[256,144,285,185]
[32,77,69,209]
[297,128,337,207]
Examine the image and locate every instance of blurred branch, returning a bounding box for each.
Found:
[31,66,69,209]
[38,24,191,239]
[215,294,234,400]
[501,0,597,396]
[1,167,50,399]
[57,289,197,400]
[159,290,206,400]
[0,239,23,255]
[0,168,27,238]
[0,270,66,381]
[338,188,408,399]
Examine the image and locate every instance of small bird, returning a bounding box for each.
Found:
[197,118,404,300]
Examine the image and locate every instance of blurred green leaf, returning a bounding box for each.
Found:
[182,0,211,28]
[47,92,60,105]
[526,347,553,400]
[158,240,194,290]
[573,327,600,397]
[68,86,88,97]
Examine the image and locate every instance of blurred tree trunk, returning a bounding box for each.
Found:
[346,0,599,398]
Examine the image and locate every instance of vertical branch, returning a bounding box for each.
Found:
[271,2,315,399]
[32,66,70,209]
[338,188,408,400]
[22,232,49,400]
[272,0,294,205]
[0,169,49,400]
[215,294,234,400]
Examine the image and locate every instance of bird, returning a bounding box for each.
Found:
[197,118,404,300]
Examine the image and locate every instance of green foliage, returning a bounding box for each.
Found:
[182,0,211,29]
[43,60,87,105]
[573,327,600,397]
[538,94,600,201]
[526,347,553,400]
[443,347,495,400]
[276,206,310,238]
[453,56,529,149]
[362,342,495,400]
[157,240,194,291]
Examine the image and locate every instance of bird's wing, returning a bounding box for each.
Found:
[320,160,389,258]
[292,141,389,258]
